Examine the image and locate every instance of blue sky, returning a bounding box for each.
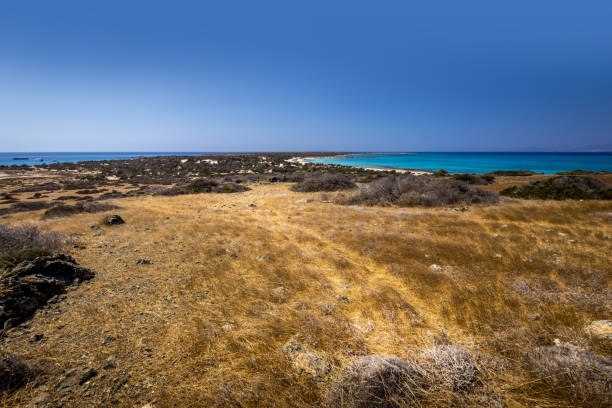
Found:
[1,1,611,152]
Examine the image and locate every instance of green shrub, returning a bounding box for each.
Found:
[432,169,449,177]
[486,170,536,176]
[500,176,611,200]
[452,174,494,185]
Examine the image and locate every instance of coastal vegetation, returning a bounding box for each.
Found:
[343,174,499,207]
[500,175,612,200]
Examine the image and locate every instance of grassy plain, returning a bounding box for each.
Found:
[1,179,611,407]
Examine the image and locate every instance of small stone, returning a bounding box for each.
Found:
[25,392,51,408]
[256,254,270,261]
[103,357,117,370]
[102,336,115,345]
[90,225,101,230]
[136,258,151,265]
[429,264,443,272]
[585,320,612,343]
[282,338,331,380]
[336,295,353,303]
[528,313,542,321]
[30,334,44,342]
[271,287,289,303]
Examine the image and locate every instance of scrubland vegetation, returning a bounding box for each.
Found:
[0,157,610,407]
[342,174,499,206]
[500,175,612,200]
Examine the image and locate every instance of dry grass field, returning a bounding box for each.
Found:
[1,181,611,407]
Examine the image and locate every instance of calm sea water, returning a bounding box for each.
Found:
[0,152,206,167]
[309,152,612,174]
[2,152,611,174]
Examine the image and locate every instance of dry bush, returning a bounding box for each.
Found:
[0,224,63,256]
[40,202,119,219]
[326,355,427,408]
[422,345,480,393]
[526,346,612,407]
[343,175,499,207]
[0,201,54,216]
[291,173,356,192]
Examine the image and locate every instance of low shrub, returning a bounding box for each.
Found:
[326,355,427,407]
[153,179,250,195]
[344,175,499,207]
[41,202,119,219]
[453,174,495,185]
[0,201,54,216]
[290,173,356,192]
[0,224,63,256]
[10,182,62,193]
[526,346,611,407]
[485,170,536,176]
[500,176,611,200]
[432,169,449,177]
[422,345,480,393]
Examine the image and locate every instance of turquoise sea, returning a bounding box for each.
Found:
[309,153,612,174]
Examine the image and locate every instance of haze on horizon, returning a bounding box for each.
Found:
[1,1,611,153]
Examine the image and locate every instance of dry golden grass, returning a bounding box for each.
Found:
[1,182,610,407]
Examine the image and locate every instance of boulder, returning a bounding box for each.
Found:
[0,255,94,329]
[105,214,125,225]
[282,338,331,380]
[326,355,425,408]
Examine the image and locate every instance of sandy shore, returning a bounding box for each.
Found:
[287,155,432,175]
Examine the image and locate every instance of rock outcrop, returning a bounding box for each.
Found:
[0,255,94,329]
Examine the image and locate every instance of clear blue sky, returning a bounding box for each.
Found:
[1,1,611,152]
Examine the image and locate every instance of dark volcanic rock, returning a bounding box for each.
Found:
[0,255,94,329]
[105,214,125,225]
[0,355,43,391]
[55,367,97,391]
[2,254,94,283]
